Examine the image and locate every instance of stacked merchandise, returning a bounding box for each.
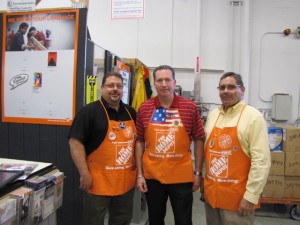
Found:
[24,170,64,225]
[25,175,48,225]
[10,187,33,225]
[52,171,64,209]
[0,196,17,225]
[263,125,300,198]
[0,169,64,225]
[42,170,64,219]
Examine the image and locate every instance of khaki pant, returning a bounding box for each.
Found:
[204,202,254,225]
[83,188,135,225]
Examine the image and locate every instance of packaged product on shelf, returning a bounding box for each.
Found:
[10,187,33,225]
[42,176,56,219]
[25,176,48,225]
[0,196,17,225]
[268,127,283,151]
[43,169,64,210]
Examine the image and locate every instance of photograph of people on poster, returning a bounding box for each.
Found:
[2,10,79,125]
[5,12,76,51]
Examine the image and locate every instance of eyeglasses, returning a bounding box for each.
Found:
[217,84,242,91]
[104,83,124,89]
[155,78,173,84]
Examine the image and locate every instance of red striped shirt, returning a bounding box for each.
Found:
[136,95,205,142]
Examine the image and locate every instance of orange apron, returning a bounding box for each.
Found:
[204,105,253,211]
[143,107,194,184]
[87,100,137,196]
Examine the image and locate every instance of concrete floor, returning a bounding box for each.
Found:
[132,192,300,225]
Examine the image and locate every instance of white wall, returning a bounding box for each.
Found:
[86,0,300,124]
[2,0,299,124]
[87,0,198,68]
[250,0,300,124]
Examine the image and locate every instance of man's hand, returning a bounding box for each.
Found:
[193,175,202,192]
[238,198,256,216]
[136,177,148,193]
[79,172,92,191]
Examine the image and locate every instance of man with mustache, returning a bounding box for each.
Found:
[68,72,137,225]
[203,72,270,225]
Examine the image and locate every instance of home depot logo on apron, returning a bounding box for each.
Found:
[143,107,194,184]
[204,106,257,211]
[87,100,137,196]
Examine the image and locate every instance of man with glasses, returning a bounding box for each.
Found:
[203,72,270,225]
[135,65,205,225]
[68,72,137,225]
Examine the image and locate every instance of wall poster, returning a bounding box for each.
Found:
[114,60,131,104]
[1,10,79,125]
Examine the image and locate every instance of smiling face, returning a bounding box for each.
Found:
[154,69,176,98]
[100,75,123,108]
[218,76,245,112]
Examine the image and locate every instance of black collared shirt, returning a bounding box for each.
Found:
[68,97,136,156]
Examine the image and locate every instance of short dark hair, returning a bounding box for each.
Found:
[153,65,175,80]
[102,72,123,85]
[19,22,28,30]
[28,27,36,33]
[220,72,244,86]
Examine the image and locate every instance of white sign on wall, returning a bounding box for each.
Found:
[7,0,36,12]
[111,0,144,19]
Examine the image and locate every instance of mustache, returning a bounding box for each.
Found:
[110,91,120,94]
[221,93,230,97]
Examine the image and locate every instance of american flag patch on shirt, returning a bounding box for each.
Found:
[151,108,182,127]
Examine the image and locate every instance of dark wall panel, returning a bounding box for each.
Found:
[0,14,8,158]
[0,123,9,157]
[23,124,40,161]
[39,126,57,163]
[8,124,24,159]
[0,9,88,225]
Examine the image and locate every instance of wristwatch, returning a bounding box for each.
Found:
[194,171,202,176]
[137,174,144,179]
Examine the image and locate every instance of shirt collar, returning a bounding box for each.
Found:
[154,93,180,109]
[218,100,245,114]
[101,97,124,110]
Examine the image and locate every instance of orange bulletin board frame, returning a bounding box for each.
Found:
[1,9,79,126]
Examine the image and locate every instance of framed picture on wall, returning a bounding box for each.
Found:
[114,59,131,104]
[2,9,79,125]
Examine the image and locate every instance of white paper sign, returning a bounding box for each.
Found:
[7,0,36,12]
[111,0,144,19]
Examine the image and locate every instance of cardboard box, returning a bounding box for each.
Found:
[277,125,300,152]
[285,152,300,176]
[269,151,285,175]
[261,175,284,198]
[268,127,283,151]
[283,176,300,198]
